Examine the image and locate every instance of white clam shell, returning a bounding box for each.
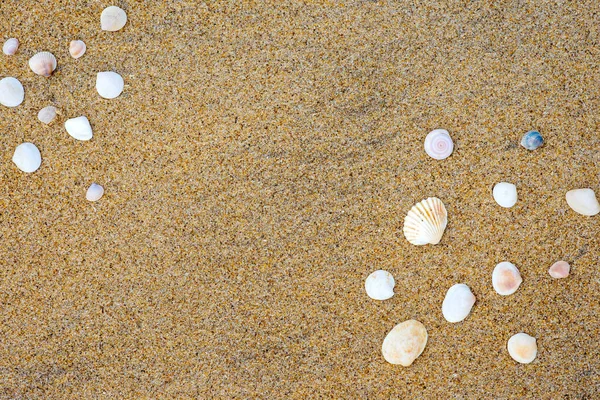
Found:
[442,284,476,323]
[403,197,447,245]
[86,183,104,201]
[365,270,395,300]
[12,143,42,173]
[3,38,19,55]
[38,106,57,124]
[0,77,25,107]
[507,333,537,364]
[69,40,86,59]
[565,188,600,216]
[493,182,518,208]
[29,51,57,77]
[424,129,454,160]
[492,262,522,295]
[65,116,93,141]
[101,6,127,31]
[381,320,428,366]
[548,261,570,279]
[96,71,124,99]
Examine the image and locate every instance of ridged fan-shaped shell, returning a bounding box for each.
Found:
[403,197,447,245]
[29,51,57,77]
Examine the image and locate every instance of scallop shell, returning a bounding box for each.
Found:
[12,143,42,173]
[565,188,600,216]
[507,333,537,364]
[38,106,57,124]
[86,183,104,202]
[492,262,522,296]
[96,71,124,99]
[0,77,25,107]
[424,129,454,160]
[65,116,93,141]
[69,40,86,59]
[365,270,395,300]
[3,38,19,55]
[381,320,428,366]
[520,130,544,150]
[403,197,448,245]
[29,51,57,77]
[101,6,127,31]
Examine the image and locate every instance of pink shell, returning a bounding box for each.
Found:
[424,129,454,160]
[548,261,570,279]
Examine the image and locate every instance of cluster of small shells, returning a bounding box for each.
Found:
[366,128,597,367]
[2,6,129,202]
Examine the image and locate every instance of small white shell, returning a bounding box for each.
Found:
[548,261,570,279]
[492,262,522,296]
[38,106,57,124]
[65,116,93,141]
[3,38,19,55]
[86,183,104,201]
[96,71,124,99]
[12,143,42,173]
[507,333,537,364]
[442,284,476,323]
[69,40,86,59]
[424,129,454,160]
[493,182,518,208]
[403,197,448,245]
[0,77,25,107]
[101,6,127,31]
[381,320,428,366]
[565,188,600,216]
[29,51,57,77]
[365,270,395,300]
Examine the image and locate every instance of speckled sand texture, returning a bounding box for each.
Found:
[1,1,599,398]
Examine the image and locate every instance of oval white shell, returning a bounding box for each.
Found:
[96,71,124,99]
[0,77,25,107]
[69,40,86,59]
[403,197,448,245]
[493,182,517,208]
[565,188,600,216]
[3,38,19,55]
[507,333,537,364]
[365,270,395,300]
[65,116,93,141]
[29,51,57,77]
[548,261,570,279]
[12,143,42,173]
[442,283,475,323]
[424,129,454,160]
[38,106,57,124]
[101,6,127,31]
[86,183,104,201]
[492,262,522,296]
[381,320,428,366]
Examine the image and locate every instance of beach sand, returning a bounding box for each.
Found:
[1,1,599,398]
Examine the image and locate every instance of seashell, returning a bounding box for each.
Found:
[520,130,544,150]
[12,142,42,173]
[365,270,395,300]
[442,283,476,323]
[493,182,517,208]
[403,197,447,246]
[0,77,24,107]
[565,188,600,216]
[101,6,127,31]
[381,320,428,366]
[548,261,570,279]
[38,106,57,124]
[492,262,522,296]
[96,71,124,99]
[86,183,104,201]
[424,129,454,160]
[65,116,93,141]
[507,333,537,364]
[3,38,19,55]
[29,51,57,77]
[69,40,86,59]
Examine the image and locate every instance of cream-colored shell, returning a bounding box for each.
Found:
[403,197,447,245]
[507,333,537,364]
[29,51,57,77]
[69,40,86,59]
[381,320,428,366]
[101,6,127,31]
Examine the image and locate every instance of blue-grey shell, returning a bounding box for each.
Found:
[520,130,544,150]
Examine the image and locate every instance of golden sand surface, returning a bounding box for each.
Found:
[1,1,599,398]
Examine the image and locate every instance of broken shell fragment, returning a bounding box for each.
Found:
[381,320,428,366]
[403,197,448,245]
[492,262,522,296]
[69,40,86,59]
[29,51,57,77]
[38,106,57,124]
[507,333,537,364]
[65,116,93,141]
[3,38,19,55]
[101,6,127,31]
[442,283,476,323]
[565,189,600,216]
[548,261,570,279]
[0,77,24,107]
[365,270,395,300]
